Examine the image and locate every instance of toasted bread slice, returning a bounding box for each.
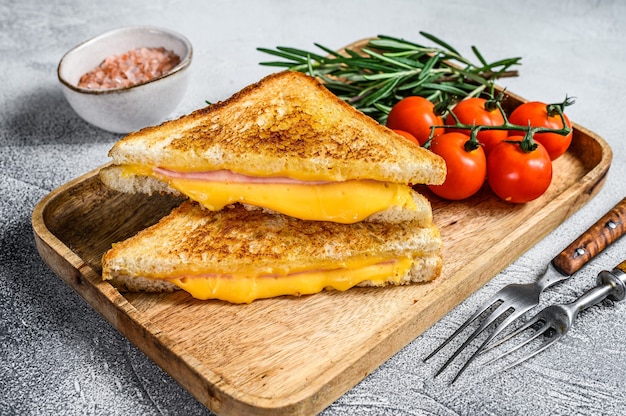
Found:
[102,201,443,303]
[101,71,446,223]
[104,71,446,184]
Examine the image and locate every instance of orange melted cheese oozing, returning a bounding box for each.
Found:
[121,165,417,224]
[165,256,413,303]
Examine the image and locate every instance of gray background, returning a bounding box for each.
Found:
[2,1,626,415]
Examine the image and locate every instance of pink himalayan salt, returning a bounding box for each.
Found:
[78,47,180,90]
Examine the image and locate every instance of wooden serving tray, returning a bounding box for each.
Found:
[32,90,611,415]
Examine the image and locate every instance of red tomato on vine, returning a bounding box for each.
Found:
[386,96,444,145]
[487,136,553,203]
[427,132,486,200]
[445,97,507,157]
[508,101,573,160]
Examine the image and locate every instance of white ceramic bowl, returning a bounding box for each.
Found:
[58,26,192,133]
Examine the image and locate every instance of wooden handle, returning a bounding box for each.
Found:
[552,197,626,275]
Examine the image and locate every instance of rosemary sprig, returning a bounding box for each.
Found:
[258,33,522,123]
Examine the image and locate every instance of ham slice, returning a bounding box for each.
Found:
[153,167,332,185]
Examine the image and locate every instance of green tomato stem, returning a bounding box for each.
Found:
[519,130,539,152]
[425,94,573,151]
[464,129,482,152]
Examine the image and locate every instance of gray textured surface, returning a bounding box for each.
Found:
[2,1,626,415]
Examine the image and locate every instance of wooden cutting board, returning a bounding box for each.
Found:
[32,89,611,415]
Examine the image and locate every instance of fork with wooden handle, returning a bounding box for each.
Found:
[424,197,626,383]
[483,259,626,370]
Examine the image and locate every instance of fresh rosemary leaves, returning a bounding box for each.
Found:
[258,33,521,123]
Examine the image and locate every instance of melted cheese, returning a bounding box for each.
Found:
[165,256,413,303]
[121,165,417,223]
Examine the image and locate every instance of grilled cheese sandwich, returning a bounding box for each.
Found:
[100,71,446,223]
[101,201,443,303]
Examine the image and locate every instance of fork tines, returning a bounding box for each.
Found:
[424,289,534,383]
[482,313,562,371]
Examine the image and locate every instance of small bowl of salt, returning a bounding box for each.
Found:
[58,26,192,133]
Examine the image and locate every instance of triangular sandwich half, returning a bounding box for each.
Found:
[100,71,446,224]
[101,201,443,304]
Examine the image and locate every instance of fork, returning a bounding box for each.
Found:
[483,259,626,370]
[424,197,626,383]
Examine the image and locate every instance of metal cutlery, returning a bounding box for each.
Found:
[484,259,626,370]
[424,197,626,382]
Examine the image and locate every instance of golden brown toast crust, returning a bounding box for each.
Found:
[108,71,446,184]
[102,201,442,279]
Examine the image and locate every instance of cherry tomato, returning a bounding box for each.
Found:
[386,96,444,145]
[427,132,486,200]
[445,97,507,157]
[487,137,552,203]
[392,129,420,145]
[508,101,572,160]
